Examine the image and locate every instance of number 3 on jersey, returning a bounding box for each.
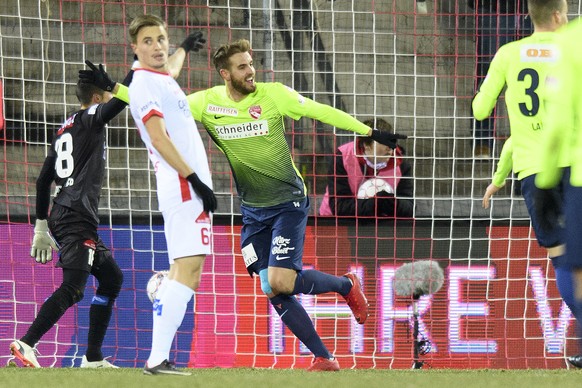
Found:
[518,68,540,117]
[55,132,74,178]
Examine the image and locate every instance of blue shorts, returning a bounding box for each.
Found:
[240,197,309,276]
[520,170,568,248]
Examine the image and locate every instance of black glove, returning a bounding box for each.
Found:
[180,31,206,53]
[369,129,407,149]
[376,191,395,215]
[186,173,217,214]
[78,60,116,92]
[534,188,562,232]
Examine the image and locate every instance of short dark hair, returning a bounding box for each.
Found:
[212,38,251,73]
[528,0,564,27]
[129,14,166,44]
[75,80,103,105]
[360,118,393,147]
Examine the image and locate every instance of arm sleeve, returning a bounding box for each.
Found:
[129,74,164,123]
[491,137,513,187]
[35,152,56,220]
[274,83,371,135]
[472,48,507,121]
[113,83,130,104]
[98,69,134,124]
[187,91,205,121]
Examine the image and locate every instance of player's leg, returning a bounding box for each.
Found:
[11,267,88,368]
[562,181,582,367]
[523,173,582,364]
[267,198,368,323]
[242,198,338,371]
[521,175,577,314]
[144,200,210,375]
[81,244,123,368]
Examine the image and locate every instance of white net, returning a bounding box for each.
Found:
[0,0,579,369]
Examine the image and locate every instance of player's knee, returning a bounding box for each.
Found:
[97,267,124,299]
[95,252,124,299]
[269,270,297,295]
[259,269,272,295]
[60,282,84,305]
[268,275,294,295]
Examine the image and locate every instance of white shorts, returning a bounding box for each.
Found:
[162,200,212,263]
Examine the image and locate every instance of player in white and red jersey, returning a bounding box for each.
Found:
[127,14,215,376]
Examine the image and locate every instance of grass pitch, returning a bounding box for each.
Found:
[1,367,582,388]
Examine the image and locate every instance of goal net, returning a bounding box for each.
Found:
[0,0,578,369]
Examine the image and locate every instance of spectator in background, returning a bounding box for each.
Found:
[469,0,532,158]
[320,118,413,218]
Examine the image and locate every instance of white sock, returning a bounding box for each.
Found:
[147,279,194,367]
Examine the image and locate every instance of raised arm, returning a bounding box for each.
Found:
[78,60,134,123]
[168,31,206,79]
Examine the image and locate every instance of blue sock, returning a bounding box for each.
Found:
[552,256,580,318]
[292,270,352,296]
[270,294,332,359]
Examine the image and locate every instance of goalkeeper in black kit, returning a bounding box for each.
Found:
[9,62,133,368]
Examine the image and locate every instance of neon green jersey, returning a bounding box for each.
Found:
[492,137,513,188]
[187,82,371,207]
[473,32,562,180]
[536,18,582,189]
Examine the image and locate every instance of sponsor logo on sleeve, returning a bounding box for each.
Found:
[139,100,161,115]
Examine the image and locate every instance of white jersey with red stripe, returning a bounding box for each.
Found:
[129,68,212,212]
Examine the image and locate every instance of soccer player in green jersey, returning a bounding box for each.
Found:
[535,16,582,368]
[115,37,404,371]
[473,0,582,365]
[186,39,404,371]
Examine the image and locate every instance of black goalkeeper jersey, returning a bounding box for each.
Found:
[35,70,133,227]
[49,104,109,226]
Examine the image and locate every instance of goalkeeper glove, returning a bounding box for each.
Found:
[186,173,217,214]
[78,60,116,92]
[377,191,395,216]
[369,129,407,149]
[180,31,206,53]
[30,219,59,264]
[534,188,562,232]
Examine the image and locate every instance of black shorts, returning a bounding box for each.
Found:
[48,204,109,272]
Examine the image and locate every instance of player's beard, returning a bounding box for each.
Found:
[231,76,256,96]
